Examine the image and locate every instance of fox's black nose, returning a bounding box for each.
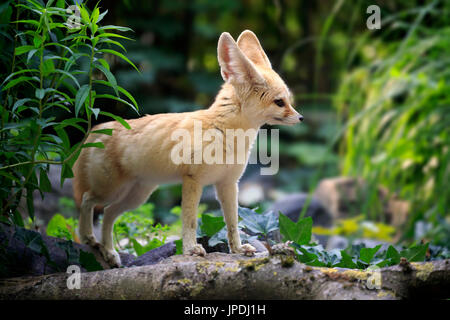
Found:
[299,115,304,122]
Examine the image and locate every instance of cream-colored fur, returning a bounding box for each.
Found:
[72,30,303,267]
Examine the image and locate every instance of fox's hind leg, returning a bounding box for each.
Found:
[78,191,101,248]
[100,183,158,267]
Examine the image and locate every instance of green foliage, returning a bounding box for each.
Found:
[278,212,439,269]
[11,225,101,272]
[46,213,78,241]
[279,214,312,245]
[199,214,225,238]
[334,1,450,235]
[0,1,138,223]
[195,207,273,249]
[238,207,279,239]
[111,203,171,256]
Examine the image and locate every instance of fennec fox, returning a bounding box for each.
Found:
[73,30,303,267]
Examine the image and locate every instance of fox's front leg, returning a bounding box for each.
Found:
[182,176,206,256]
[215,181,256,256]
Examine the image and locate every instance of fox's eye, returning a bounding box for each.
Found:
[274,99,285,107]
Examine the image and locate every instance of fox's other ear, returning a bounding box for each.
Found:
[217,32,265,85]
[237,30,271,69]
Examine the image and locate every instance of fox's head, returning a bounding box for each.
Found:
[217,30,303,126]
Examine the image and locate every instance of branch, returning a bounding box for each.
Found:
[1,252,448,300]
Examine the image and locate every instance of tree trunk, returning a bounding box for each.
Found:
[1,253,448,300]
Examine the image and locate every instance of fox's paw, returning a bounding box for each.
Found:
[98,245,121,268]
[80,234,100,249]
[240,243,257,257]
[186,244,207,257]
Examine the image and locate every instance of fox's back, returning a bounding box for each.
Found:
[72,109,252,206]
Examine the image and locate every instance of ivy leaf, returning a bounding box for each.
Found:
[335,249,358,269]
[400,243,429,262]
[279,213,312,245]
[201,214,225,237]
[208,226,228,247]
[386,245,401,265]
[56,241,80,265]
[238,207,279,236]
[359,244,382,264]
[79,250,103,271]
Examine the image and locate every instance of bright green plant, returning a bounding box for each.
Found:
[334,1,450,236]
[193,206,276,250]
[0,0,138,225]
[111,203,171,256]
[279,211,445,269]
[46,212,78,241]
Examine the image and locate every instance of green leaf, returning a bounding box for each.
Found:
[336,250,358,269]
[61,162,74,181]
[99,111,131,129]
[79,5,90,24]
[130,238,145,256]
[201,214,225,237]
[35,88,46,99]
[400,243,429,262]
[13,20,40,27]
[96,9,108,24]
[279,214,312,245]
[33,35,43,48]
[51,69,81,88]
[91,7,99,24]
[12,210,24,227]
[75,84,90,117]
[208,226,228,247]
[95,93,138,113]
[12,98,33,113]
[92,128,113,136]
[98,25,133,32]
[98,38,126,52]
[15,45,35,55]
[93,80,139,111]
[95,63,118,95]
[56,241,80,264]
[46,214,68,238]
[100,48,139,72]
[386,245,401,265]
[238,207,278,236]
[26,187,34,221]
[82,142,105,149]
[2,76,39,91]
[39,168,52,192]
[79,250,103,271]
[359,244,382,264]
[174,239,183,255]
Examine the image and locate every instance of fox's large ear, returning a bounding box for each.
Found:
[237,30,271,69]
[217,32,265,85]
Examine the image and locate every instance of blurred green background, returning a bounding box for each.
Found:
[81,0,449,242]
[2,0,448,246]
